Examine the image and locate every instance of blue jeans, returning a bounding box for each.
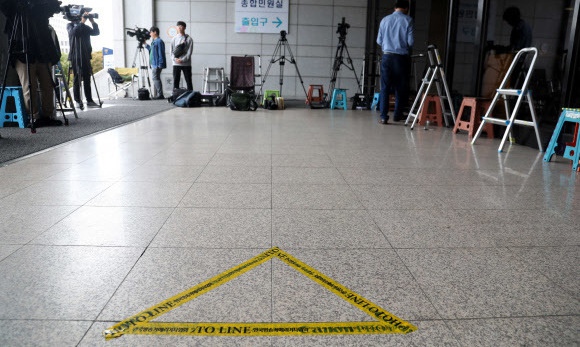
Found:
[151,67,164,97]
[379,53,410,120]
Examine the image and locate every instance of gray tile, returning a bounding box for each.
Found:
[271,320,460,347]
[120,165,204,182]
[0,181,113,206]
[31,207,173,247]
[80,321,273,347]
[273,167,347,184]
[0,244,20,261]
[428,185,543,210]
[47,159,143,181]
[0,245,143,320]
[273,184,363,209]
[98,248,272,322]
[151,208,271,248]
[271,144,327,155]
[272,210,390,248]
[144,151,214,166]
[0,162,71,180]
[272,154,334,167]
[447,316,580,347]
[0,179,37,199]
[216,144,272,154]
[338,167,423,185]
[510,246,580,297]
[398,248,580,319]
[197,165,272,183]
[0,205,78,244]
[88,181,192,207]
[180,183,271,208]
[352,185,440,210]
[0,320,92,347]
[208,153,272,166]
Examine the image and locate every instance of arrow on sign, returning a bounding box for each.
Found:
[273,17,282,28]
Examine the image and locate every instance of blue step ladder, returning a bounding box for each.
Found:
[543,108,580,171]
[0,86,29,128]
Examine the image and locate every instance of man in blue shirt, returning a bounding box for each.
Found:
[376,0,414,124]
[147,26,167,99]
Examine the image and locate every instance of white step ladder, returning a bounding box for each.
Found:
[405,45,456,129]
[471,47,543,152]
[202,67,225,94]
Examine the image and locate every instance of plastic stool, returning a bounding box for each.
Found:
[452,97,494,138]
[0,87,29,128]
[370,92,380,110]
[306,85,324,105]
[263,90,280,105]
[544,108,580,171]
[330,88,347,110]
[418,95,443,126]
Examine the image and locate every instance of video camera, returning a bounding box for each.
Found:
[126,27,151,44]
[11,0,62,17]
[61,4,98,22]
[336,17,350,38]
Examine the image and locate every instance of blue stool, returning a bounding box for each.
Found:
[330,88,348,110]
[544,108,580,171]
[370,92,380,110]
[0,87,29,128]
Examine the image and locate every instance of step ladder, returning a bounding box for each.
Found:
[202,67,225,94]
[405,45,456,130]
[471,47,543,152]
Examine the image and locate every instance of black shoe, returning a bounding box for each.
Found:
[153,96,165,100]
[47,119,63,126]
[378,118,388,124]
[86,101,100,108]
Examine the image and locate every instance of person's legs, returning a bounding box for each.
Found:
[15,60,40,119]
[35,62,55,118]
[392,55,410,121]
[379,54,393,122]
[183,66,193,90]
[151,67,163,97]
[173,66,182,89]
[82,67,93,102]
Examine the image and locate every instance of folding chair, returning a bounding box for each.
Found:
[107,68,136,99]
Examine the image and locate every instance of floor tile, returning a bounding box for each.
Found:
[272,209,390,248]
[120,165,204,182]
[351,185,440,210]
[87,181,192,207]
[197,165,272,184]
[0,244,20,261]
[0,245,143,320]
[208,153,272,166]
[31,206,173,247]
[0,205,78,244]
[0,320,92,346]
[151,208,271,248]
[273,167,347,184]
[179,183,271,208]
[398,248,580,319]
[0,179,39,199]
[0,181,112,206]
[272,154,334,167]
[143,151,214,166]
[273,184,363,210]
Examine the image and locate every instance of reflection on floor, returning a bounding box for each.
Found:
[0,105,578,346]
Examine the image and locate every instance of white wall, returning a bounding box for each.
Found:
[121,0,368,99]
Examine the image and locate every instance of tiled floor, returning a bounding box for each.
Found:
[0,105,578,346]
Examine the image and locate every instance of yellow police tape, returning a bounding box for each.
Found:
[103,247,417,339]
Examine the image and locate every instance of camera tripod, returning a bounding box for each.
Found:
[132,42,151,96]
[328,22,361,96]
[258,31,308,100]
[0,8,71,133]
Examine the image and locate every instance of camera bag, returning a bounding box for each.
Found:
[229,93,257,111]
[173,90,202,108]
[137,88,150,100]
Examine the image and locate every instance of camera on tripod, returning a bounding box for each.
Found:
[336,17,350,38]
[61,4,98,21]
[14,0,62,16]
[126,27,151,44]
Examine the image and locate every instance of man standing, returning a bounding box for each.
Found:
[376,0,414,124]
[67,9,100,109]
[171,21,194,91]
[146,26,166,99]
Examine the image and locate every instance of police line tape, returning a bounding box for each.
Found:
[103,247,417,339]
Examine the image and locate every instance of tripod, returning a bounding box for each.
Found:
[68,35,103,110]
[259,30,308,100]
[0,7,69,133]
[132,42,151,95]
[328,19,361,96]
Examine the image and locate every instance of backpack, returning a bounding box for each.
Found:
[107,68,124,84]
[137,88,150,100]
[173,90,202,107]
[229,92,257,111]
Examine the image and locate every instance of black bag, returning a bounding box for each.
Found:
[172,35,189,58]
[168,88,188,102]
[264,94,278,110]
[138,88,150,100]
[229,93,257,111]
[173,90,202,107]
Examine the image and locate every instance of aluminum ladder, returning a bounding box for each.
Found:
[471,47,543,152]
[405,45,456,130]
[202,67,225,94]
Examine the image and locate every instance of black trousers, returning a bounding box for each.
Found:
[173,66,193,90]
[72,65,93,103]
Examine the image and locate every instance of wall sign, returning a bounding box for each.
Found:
[235,0,289,34]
